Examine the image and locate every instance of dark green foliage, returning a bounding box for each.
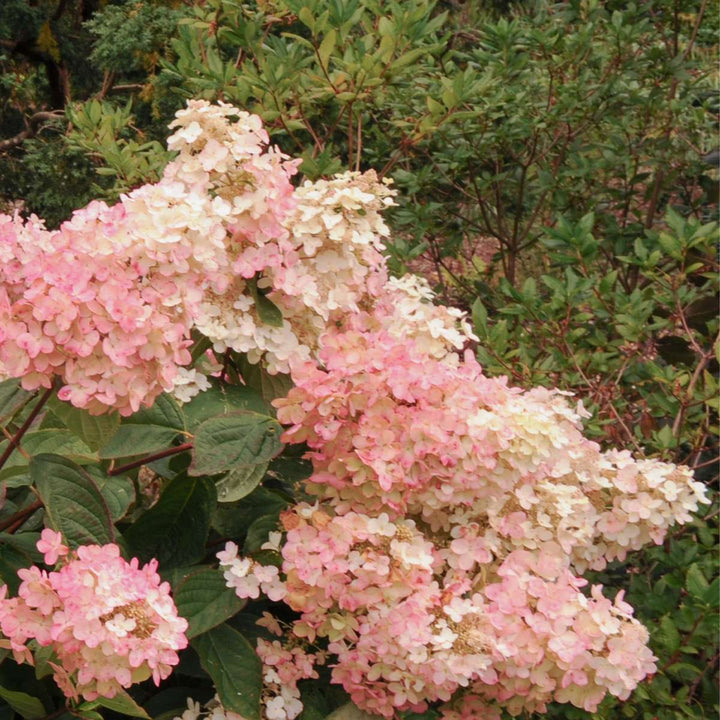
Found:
[173,567,246,638]
[0,0,182,222]
[0,134,100,229]
[471,210,718,460]
[190,412,283,477]
[85,3,185,75]
[123,474,217,568]
[32,454,115,547]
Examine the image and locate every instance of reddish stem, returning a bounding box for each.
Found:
[0,499,43,532]
[0,383,56,472]
[108,442,193,476]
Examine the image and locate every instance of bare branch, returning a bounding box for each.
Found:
[0,111,65,153]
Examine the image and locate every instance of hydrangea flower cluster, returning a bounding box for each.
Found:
[272,505,659,717]
[276,327,708,572]
[252,319,706,716]
[256,638,321,720]
[176,697,240,720]
[0,101,405,411]
[0,100,307,413]
[191,167,395,375]
[218,541,286,602]
[367,274,477,359]
[0,530,187,701]
[0,209,194,415]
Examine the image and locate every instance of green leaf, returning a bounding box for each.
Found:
[657,231,682,258]
[426,96,443,114]
[124,475,215,568]
[212,487,289,537]
[655,423,675,449]
[703,576,719,607]
[23,430,96,462]
[267,451,312,484]
[318,29,337,67]
[191,624,262,720]
[0,430,97,470]
[143,688,199,720]
[183,381,269,431]
[99,425,182,459]
[98,692,150,719]
[32,454,114,548]
[298,6,314,30]
[48,398,120,452]
[247,278,284,328]
[236,357,293,404]
[686,563,709,598]
[0,378,32,425]
[33,645,55,679]
[244,513,280,553]
[174,567,245,638]
[99,394,186,459]
[655,615,681,652]
[0,687,45,720]
[0,465,31,488]
[190,411,283,476]
[91,470,135,522]
[0,537,38,593]
[391,46,433,71]
[296,682,348,720]
[665,662,702,683]
[83,690,150,719]
[0,531,41,562]
[471,297,488,335]
[216,462,268,503]
[75,710,103,720]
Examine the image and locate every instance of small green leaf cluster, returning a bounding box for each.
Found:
[64,100,173,196]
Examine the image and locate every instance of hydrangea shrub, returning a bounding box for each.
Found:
[0,102,710,720]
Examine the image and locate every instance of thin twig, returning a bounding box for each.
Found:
[688,650,719,701]
[355,111,362,172]
[1,425,30,460]
[671,337,715,438]
[692,455,719,471]
[562,337,643,452]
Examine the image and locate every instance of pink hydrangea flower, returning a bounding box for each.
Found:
[0,539,188,701]
[269,322,705,717]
